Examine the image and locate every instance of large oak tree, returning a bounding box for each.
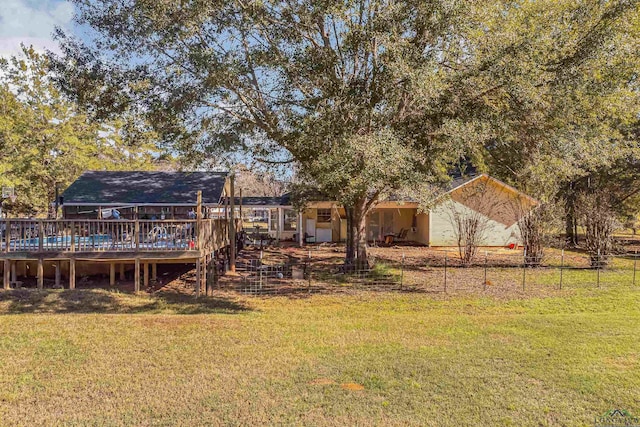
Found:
[53,0,639,266]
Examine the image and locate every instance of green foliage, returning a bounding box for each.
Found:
[478,0,640,202]
[0,46,158,216]
[52,0,640,260]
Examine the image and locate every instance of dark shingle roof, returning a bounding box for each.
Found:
[448,174,480,192]
[229,193,292,206]
[62,171,227,205]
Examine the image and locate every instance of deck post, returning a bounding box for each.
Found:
[134,258,140,292]
[229,174,236,272]
[197,190,203,250]
[207,254,214,296]
[110,263,116,286]
[4,219,11,253]
[69,259,76,289]
[55,261,61,288]
[195,258,201,298]
[212,251,219,292]
[70,221,75,252]
[10,261,16,286]
[37,258,44,290]
[143,262,149,288]
[151,263,157,282]
[38,221,44,252]
[3,259,10,289]
[202,255,207,295]
[134,220,140,251]
[204,255,209,296]
[119,263,125,280]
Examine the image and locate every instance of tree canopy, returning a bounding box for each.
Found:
[53,0,640,263]
[0,47,158,216]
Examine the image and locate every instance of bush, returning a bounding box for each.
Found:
[576,191,620,268]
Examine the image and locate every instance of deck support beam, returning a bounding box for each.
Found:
[37,258,44,290]
[134,258,140,292]
[3,259,10,289]
[205,254,211,296]
[10,261,16,286]
[151,263,157,282]
[69,259,76,289]
[143,262,149,288]
[55,261,61,288]
[119,263,125,281]
[109,263,116,286]
[195,258,201,298]
[202,256,207,296]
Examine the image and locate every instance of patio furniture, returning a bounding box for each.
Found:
[395,228,409,242]
[384,228,408,245]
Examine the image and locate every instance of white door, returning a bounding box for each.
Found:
[306,219,316,239]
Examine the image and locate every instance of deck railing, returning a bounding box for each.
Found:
[0,219,234,253]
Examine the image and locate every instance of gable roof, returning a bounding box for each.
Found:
[447,173,538,205]
[62,171,228,205]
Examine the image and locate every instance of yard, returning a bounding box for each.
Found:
[1,282,639,426]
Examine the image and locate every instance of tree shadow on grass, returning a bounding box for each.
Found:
[0,288,252,315]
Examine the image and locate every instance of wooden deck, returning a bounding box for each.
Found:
[1,218,236,295]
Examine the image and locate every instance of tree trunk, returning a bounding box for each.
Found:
[565,212,575,246]
[344,198,370,270]
[564,182,579,247]
[345,208,355,263]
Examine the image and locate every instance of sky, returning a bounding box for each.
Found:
[0,0,75,57]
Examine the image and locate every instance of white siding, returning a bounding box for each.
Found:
[429,200,520,247]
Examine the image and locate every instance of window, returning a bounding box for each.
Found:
[317,208,332,223]
[284,209,298,231]
[269,209,279,232]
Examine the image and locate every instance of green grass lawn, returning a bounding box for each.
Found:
[1,287,639,426]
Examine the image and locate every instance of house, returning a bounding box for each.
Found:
[241,174,536,247]
[60,170,535,247]
[61,171,230,219]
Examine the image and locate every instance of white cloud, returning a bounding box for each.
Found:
[0,0,74,57]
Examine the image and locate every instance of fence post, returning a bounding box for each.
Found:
[559,249,564,290]
[400,253,405,290]
[634,250,637,287]
[484,251,488,291]
[444,254,447,293]
[597,249,601,288]
[307,251,311,293]
[259,250,263,289]
[522,249,527,291]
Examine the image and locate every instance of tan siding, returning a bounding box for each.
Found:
[416,212,430,245]
[430,200,520,247]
